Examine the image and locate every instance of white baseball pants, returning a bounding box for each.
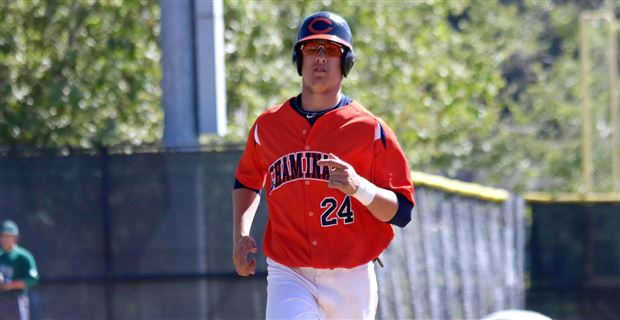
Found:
[265,257,378,320]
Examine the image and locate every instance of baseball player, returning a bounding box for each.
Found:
[232,11,415,319]
[0,220,39,320]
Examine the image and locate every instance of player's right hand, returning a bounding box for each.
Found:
[232,235,258,276]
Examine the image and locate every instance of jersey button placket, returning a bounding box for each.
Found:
[304,146,311,185]
[302,143,319,265]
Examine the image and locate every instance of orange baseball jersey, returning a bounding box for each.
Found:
[235,97,415,269]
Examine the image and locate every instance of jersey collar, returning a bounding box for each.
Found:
[290,94,352,124]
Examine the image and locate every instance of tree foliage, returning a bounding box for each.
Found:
[0,0,161,147]
[2,0,618,192]
[224,0,619,192]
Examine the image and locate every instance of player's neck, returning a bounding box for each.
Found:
[1,244,15,252]
[300,89,342,112]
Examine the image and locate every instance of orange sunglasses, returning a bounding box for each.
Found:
[300,41,344,57]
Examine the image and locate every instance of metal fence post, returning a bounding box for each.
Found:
[100,147,113,320]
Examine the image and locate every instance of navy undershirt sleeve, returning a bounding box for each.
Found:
[389,192,414,227]
[233,179,261,194]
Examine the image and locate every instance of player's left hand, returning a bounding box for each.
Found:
[317,153,361,195]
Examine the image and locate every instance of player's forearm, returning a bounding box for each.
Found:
[0,280,26,291]
[232,188,261,241]
[365,187,398,222]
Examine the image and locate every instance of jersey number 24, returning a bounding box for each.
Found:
[320,196,354,227]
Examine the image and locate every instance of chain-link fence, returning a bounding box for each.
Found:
[579,11,619,193]
[1,147,525,319]
[378,187,525,320]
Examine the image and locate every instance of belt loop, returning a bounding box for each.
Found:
[373,257,384,268]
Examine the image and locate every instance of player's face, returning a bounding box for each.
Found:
[0,234,17,251]
[300,40,344,93]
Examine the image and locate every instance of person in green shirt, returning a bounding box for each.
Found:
[0,220,39,320]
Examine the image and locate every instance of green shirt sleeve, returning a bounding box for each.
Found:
[21,251,39,288]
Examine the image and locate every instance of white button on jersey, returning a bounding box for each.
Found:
[308,212,314,216]
[302,129,308,134]
[312,240,318,246]
[305,145,310,150]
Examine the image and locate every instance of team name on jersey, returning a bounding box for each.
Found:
[269,151,330,194]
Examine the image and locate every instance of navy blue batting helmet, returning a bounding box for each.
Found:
[292,11,356,77]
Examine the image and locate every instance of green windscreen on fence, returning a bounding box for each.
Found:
[527,200,620,320]
[0,147,525,319]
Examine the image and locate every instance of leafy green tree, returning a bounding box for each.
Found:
[0,0,162,147]
[2,0,618,192]
[224,0,619,192]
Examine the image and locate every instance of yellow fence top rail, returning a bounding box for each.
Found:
[410,172,620,204]
[411,171,510,202]
[525,192,620,204]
